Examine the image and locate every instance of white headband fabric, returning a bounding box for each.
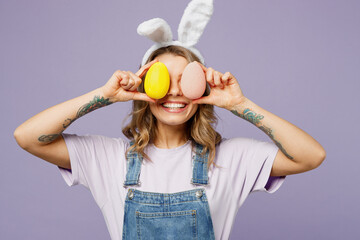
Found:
[137,0,214,66]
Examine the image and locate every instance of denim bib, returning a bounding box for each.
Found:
[122,142,215,240]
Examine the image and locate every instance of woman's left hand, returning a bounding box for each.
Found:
[192,63,247,110]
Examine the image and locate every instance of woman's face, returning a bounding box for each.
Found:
[148,53,198,128]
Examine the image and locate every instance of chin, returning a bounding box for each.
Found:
[158,117,189,127]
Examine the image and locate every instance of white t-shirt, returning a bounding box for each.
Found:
[58,133,286,240]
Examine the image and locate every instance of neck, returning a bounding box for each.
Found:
[153,122,189,149]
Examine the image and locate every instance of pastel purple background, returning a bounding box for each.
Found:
[1,0,359,239]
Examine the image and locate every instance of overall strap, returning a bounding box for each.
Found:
[191,142,210,185]
[123,141,143,187]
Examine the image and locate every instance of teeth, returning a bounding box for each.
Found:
[162,103,186,108]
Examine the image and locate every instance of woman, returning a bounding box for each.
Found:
[14,45,326,239]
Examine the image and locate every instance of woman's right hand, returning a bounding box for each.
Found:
[102,59,158,103]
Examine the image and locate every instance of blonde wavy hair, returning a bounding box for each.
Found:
[122,45,222,168]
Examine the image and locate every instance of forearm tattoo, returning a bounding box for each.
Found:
[76,95,113,119]
[232,109,294,160]
[38,96,113,143]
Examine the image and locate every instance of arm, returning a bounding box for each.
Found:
[193,65,326,177]
[14,60,157,170]
[229,97,326,176]
[14,88,112,169]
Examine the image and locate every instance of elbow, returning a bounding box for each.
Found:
[311,149,326,169]
[14,127,24,147]
[14,126,30,150]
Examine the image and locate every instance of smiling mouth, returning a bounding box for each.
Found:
[159,102,189,113]
[161,102,187,109]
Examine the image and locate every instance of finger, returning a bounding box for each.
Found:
[112,70,128,87]
[119,72,130,86]
[221,72,231,85]
[192,96,211,105]
[112,70,123,83]
[126,78,135,91]
[120,73,133,90]
[124,72,135,91]
[128,71,142,91]
[132,92,156,103]
[227,72,237,84]
[206,68,215,87]
[214,71,223,88]
[136,59,159,78]
[120,79,128,87]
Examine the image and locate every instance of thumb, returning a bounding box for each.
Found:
[132,92,156,103]
[192,96,211,105]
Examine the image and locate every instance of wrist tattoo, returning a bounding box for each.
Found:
[231,108,294,160]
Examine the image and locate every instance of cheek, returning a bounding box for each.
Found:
[189,104,199,117]
[149,103,158,116]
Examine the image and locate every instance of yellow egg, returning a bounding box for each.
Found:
[144,62,170,99]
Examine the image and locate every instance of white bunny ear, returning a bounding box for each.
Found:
[178,0,214,47]
[137,18,173,43]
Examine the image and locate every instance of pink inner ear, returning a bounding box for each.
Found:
[180,62,206,99]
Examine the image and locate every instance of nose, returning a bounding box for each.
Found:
[167,78,183,96]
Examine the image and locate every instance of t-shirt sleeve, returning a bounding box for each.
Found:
[216,138,286,209]
[58,133,127,207]
[246,138,286,194]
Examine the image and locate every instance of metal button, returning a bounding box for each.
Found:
[195,190,203,198]
[128,191,134,200]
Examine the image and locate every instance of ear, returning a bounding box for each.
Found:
[178,0,214,47]
[137,18,173,43]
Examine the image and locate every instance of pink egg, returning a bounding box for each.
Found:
[180,62,206,99]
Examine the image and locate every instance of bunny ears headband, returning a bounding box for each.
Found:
[137,0,214,66]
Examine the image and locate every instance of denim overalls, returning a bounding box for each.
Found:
[122,142,215,240]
